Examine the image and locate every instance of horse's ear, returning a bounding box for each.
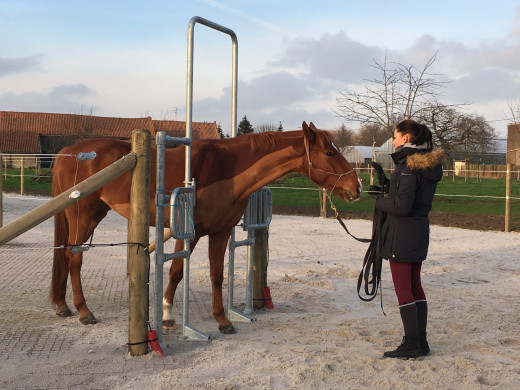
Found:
[309,122,318,130]
[302,121,317,143]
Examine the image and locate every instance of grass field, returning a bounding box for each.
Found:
[270,173,520,216]
[1,168,53,194]
[2,169,520,218]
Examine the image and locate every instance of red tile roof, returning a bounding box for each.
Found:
[0,111,220,153]
[152,120,220,140]
[0,111,153,139]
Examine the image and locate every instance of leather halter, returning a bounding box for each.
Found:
[303,136,356,194]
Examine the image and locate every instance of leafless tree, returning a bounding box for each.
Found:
[331,124,356,154]
[255,123,278,133]
[357,123,390,147]
[62,106,96,141]
[334,52,447,137]
[417,104,496,165]
[507,98,520,123]
[454,115,497,159]
[418,104,463,151]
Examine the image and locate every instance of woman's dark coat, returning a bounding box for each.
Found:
[375,147,444,263]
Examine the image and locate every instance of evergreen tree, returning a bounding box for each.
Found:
[237,115,254,136]
[217,122,224,138]
[277,121,283,131]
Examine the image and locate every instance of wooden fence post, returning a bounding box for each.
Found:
[320,188,327,218]
[127,129,151,357]
[505,163,511,233]
[252,227,268,309]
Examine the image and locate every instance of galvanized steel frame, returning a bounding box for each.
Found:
[154,16,238,344]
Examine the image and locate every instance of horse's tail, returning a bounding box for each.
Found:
[50,175,69,307]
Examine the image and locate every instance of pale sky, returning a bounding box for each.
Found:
[1,0,520,137]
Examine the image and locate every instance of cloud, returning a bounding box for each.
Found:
[191,70,343,134]
[0,55,42,77]
[195,0,295,38]
[0,84,97,113]
[269,31,384,84]
[445,68,520,102]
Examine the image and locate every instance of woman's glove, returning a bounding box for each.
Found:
[369,161,389,194]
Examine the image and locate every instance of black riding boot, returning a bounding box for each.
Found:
[384,303,422,359]
[416,300,430,355]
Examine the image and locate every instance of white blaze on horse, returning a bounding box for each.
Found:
[51,121,363,333]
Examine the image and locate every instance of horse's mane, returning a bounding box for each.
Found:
[244,128,334,153]
[249,132,280,153]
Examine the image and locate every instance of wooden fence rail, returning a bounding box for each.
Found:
[0,129,153,357]
[0,153,137,246]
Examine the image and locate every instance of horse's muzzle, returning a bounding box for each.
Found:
[345,180,363,201]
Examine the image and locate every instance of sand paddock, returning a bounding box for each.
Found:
[0,194,519,389]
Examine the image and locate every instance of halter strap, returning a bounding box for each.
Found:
[303,136,356,193]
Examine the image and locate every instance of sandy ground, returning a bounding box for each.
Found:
[1,194,520,390]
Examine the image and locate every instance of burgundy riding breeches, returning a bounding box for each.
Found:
[389,261,426,306]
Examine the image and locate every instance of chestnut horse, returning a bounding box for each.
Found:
[51,121,362,333]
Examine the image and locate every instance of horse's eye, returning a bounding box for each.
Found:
[326,151,334,157]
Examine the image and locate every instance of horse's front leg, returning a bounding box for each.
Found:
[208,231,235,334]
[163,237,199,329]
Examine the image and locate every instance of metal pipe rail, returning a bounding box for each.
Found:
[154,16,238,345]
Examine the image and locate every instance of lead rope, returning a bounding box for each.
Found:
[303,134,385,312]
[356,206,386,314]
[327,192,371,243]
[327,189,386,314]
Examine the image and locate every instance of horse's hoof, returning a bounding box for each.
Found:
[162,320,176,329]
[56,308,73,317]
[218,324,236,334]
[79,314,98,325]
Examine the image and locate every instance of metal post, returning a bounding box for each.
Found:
[227,228,254,322]
[184,16,239,333]
[505,163,511,232]
[243,229,254,315]
[154,132,166,344]
[20,157,24,195]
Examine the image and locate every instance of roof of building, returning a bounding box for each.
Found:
[0,111,154,139]
[0,111,220,153]
[353,145,379,159]
[152,120,219,140]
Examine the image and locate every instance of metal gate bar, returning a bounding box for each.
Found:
[154,16,238,345]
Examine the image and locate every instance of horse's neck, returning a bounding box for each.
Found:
[232,131,305,201]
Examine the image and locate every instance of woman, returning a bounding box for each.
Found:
[375,119,444,359]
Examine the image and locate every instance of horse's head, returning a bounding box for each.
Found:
[301,121,363,201]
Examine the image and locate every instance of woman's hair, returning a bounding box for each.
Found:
[395,119,433,150]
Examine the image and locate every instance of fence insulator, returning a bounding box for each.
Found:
[70,244,90,254]
[76,152,97,162]
[69,190,81,199]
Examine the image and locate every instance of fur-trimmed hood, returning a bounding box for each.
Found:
[407,149,445,171]
[392,147,445,183]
